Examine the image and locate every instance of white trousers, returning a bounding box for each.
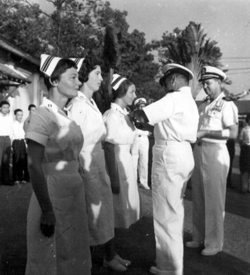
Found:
[152,142,194,275]
[131,135,149,188]
[191,142,229,249]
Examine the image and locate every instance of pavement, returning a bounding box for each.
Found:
[0,142,250,275]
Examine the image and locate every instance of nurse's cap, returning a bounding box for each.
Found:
[199,66,227,82]
[40,54,62,77]
[134,97,147,107]
[70,58,85,72]
[159,63,194,86]
[111,74,127,90]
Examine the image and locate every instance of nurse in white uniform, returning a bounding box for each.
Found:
[25,55,91,275]
[133,64,199,275]
[103,74,140,229]
[67,56,130,272]
[186,66,238,256]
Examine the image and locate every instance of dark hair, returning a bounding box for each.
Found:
[0,100,10,107]
[112,79,135,101]
[246,113,250,124]
[28,104,36,111]
[78,55,103,84]
[14,109,23,115]
[44,58,77,90]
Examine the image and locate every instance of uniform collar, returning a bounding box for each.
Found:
[65,91,99,113]
[42,97,60,112]
[111,102,128,115]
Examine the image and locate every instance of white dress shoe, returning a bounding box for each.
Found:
[149,266,169,275]
[201,247,222,256]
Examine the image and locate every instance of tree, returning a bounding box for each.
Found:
[150,22,225,98]
[0,0,162,106]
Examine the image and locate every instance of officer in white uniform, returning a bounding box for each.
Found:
[186,66,238,256]
[133,64,199,275]
[131,97,151,189]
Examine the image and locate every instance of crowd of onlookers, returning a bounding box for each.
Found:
[0,101,36,186]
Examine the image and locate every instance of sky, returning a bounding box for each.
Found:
[32,0,250,95]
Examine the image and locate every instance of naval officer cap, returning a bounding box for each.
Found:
[134,97,147,107]
[159,63,194,86]
[199,66,227,82]
[40,54,62,77]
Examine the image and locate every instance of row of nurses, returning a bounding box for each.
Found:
[67,57,140,272]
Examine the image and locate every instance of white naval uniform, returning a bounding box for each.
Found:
[131,128,150,188]
[191,92,238,250]
[143,87,199,275]
[67,92,114,246]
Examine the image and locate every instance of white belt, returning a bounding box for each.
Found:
[155,140,188,146]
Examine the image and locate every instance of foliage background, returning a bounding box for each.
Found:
[0,0,226,111]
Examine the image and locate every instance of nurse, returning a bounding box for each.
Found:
[67,56,130,272]
[103,74,140,229]
[25,55,91,275]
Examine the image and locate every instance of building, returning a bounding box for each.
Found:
[0,35,42,120]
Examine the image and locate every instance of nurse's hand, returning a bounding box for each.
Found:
[40,210,56,237]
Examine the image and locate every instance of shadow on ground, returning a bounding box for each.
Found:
[0,178,250,275]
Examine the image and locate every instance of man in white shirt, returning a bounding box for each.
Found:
[131,97,152,190]
[133,64,199,275]
[0,100,13,185]
[186,66,238,256]
[12,109,29,184]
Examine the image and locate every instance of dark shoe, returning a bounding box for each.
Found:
[103,258,127,272]
[185,240,203,248]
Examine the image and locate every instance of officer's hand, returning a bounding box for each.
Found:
[197,130,207,139]
[40,210,56,237]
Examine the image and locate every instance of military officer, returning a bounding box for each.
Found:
[133,63,199,275]
[186,66,238,256]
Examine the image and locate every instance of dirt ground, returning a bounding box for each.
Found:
[0,142,250,275]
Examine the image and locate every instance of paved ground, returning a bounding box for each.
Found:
[0,143,250,275]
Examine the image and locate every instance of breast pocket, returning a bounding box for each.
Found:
[208,110,222,127]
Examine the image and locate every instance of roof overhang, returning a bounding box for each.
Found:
[0,63,31,85]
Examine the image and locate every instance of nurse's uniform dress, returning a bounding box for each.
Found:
[103,103,140,228]
[25,98,91,275]
[67,92,114,245]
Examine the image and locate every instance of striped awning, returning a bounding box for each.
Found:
[0,63,31,84]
